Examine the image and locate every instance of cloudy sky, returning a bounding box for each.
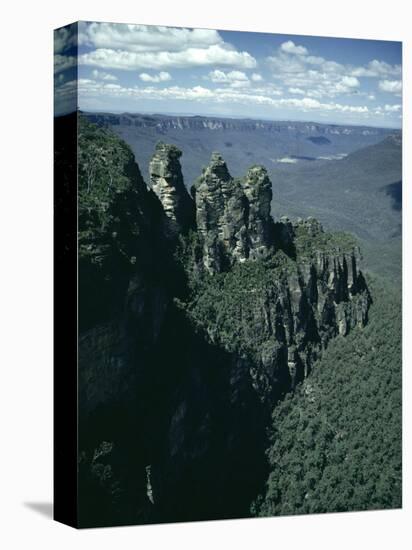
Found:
[54,21,402,127]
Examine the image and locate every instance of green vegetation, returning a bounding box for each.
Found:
[252,276,401,516]
[77,116,157,331]
[78,116,142,268]
[78,118,133,200]
[181,251,294,357]
[294,220,357,260]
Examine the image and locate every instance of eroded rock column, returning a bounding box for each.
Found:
[149,142,194,236]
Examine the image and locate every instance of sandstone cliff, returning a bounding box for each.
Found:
[193,153,274,272]
[149,142,195,236]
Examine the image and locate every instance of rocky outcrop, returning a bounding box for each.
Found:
[193,153,274,273]
[261,247,369,396]
[242,165,273,260]
[149,142,195,236]
[193,152,248,272]
[184,218,370,403]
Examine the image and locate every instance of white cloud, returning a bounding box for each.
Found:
[280,41,308,56]
[139,71,172,83]
[226,70,249,81]
[267,43,401,102]
[251,73,263,82]
[54,26,77,54]
[79,45,257,71]
[54,78,78,115]
[289,87,305,95]
[92,69,118,81]
[208,70,249,83]
[248,84,283,97]
[277,157,298,164]
[267,52,308,75]
[102,83,122,90]
[230,80,251,89]
[384,104,402,112]
[207,70,227,82]
[78,78,371,117]
[331,76,360,94]
[54,54,76,74]
[80,22,223,53]
[305,55,325,66]
[271,68,361,99]
[79,78,98,87]
[340,76,360,88]
[351,60,401,78]
[78,22,256,72]
[379,79,402,95]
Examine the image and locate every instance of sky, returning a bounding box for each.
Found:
[54,21,402,127]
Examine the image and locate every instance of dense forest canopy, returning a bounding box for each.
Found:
[252,276,401,516]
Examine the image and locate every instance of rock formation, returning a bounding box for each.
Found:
[193,152,248,272]
[149,142,195,236]
[242,165,273,260]
[193,153,274,272]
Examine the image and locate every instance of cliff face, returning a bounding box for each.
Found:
[84,111,393,138]
[77,117,371,526]
[184,219,370,402]
[77,119,183,525]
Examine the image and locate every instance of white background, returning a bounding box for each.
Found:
[0,1,410,548]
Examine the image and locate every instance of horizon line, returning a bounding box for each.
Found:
[77,108,401,131]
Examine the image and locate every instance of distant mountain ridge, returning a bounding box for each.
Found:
[84,111,397,137]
